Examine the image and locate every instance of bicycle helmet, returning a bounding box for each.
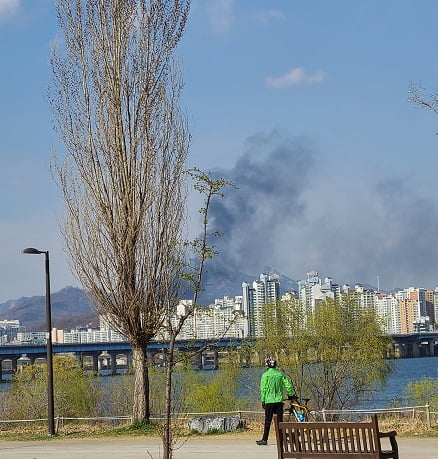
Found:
[265,357,277,368]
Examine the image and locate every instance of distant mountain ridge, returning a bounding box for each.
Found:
[1,270,374,331]
[0,286,98,331]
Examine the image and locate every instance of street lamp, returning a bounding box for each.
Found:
[22,248,55,435]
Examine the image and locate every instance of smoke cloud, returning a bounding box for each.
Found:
[200,131,438,293]
[205,130,315,278]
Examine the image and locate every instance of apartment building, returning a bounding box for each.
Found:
[298,271,342,313]
[398,299,419,334]
[63,326,125,343]
[375,293,401,334]
[242,273,280,337]
[353,284,376,309]
[164,297,248,340]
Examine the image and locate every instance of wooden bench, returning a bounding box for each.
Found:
[274,414,398,458]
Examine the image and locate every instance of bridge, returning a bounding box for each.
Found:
[388,332,438,358]
[0,333,436,381]
[0,337,251,381]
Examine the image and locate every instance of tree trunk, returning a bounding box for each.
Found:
[163,337,176,459]
[132,343,150,422]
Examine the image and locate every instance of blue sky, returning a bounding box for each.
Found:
[2,0,438,303]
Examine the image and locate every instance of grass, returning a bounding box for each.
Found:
[0,417,436,442]
[378,416,438,438]
[0,420,161,441]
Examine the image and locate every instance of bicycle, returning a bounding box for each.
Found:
[284,396,322,422]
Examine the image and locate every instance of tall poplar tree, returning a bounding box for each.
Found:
[49,0,190,422]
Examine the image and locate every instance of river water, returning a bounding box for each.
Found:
[361,356,438,408]
[1,356,437,409]
[234,356,438,409]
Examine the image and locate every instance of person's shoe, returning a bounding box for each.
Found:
[256,440,267,446]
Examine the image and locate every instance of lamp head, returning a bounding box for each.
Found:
[22,248,44,255]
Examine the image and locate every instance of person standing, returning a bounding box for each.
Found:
[256,357,295,446]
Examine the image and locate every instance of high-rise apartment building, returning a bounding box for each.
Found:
[242,273,280,337]
[434,288,438,327]
[353,284,376,309]
[407,288,427,316]
[399,299,419,334]
[298,271,340,313]
[375,293,400,334]
[425,289,435,325]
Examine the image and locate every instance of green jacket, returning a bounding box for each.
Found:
[260,367,294,404]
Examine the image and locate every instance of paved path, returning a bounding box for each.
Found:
[0,436,437,458]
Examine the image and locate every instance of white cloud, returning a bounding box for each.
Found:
[254,9,286,24]
[0,0,19,19]
[208,0,235,33]
[266,67,325,89]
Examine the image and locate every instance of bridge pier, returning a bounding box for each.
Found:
[412,343,421,357]
[92,352,99,372]
[110,352,117,376]
[428,340,435,357]
[146,351,155,367]
[201,350,218,370]
[0,356,21,381]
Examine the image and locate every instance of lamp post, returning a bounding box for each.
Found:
[22,248,55,435]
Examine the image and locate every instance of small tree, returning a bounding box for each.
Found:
[302,296,392,409]
[160,169,235,459]
[184,364,241,413]
[256,294,392,410]
[406,378,438,410]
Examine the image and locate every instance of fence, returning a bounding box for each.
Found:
[320,404,436,428]
[0,405,436,433]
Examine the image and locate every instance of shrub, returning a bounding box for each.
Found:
[406,377,438,410]
[4,356,100,420]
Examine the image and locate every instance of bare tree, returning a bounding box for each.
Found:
[49,0,190,422]
[409,82,438,117]
[160,170,235,458]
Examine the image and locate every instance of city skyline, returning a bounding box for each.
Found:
[2,267,438,317]
[2,269,437,344]
[3,1,438,302]
[4,265,438,306]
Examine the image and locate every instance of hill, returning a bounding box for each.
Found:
[0,269,299,331]
[0,286,98,331]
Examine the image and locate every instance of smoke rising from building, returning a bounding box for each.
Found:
[205,130,315,280]
[200,131,438,295]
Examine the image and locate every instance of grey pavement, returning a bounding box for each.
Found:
[0,436,437,458]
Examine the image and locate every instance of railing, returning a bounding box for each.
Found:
[0,405,436,433]
[320,404,436,428]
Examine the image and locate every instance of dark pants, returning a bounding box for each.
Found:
[262,402,283,441]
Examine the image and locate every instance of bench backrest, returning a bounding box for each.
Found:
[274,415,382,458]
